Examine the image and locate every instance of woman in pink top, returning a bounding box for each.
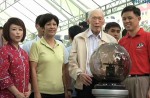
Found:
[0,17,31,98]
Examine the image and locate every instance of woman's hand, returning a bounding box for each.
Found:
[24,90,31,98]
[15,92,26,98]
[34,92,42,98]
[65,90,72,98]
[24,83,32,98]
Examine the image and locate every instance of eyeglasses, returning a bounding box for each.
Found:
[91,17,103,21]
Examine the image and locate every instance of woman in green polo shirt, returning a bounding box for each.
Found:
[29,13,71,98]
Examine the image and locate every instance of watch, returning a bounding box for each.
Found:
[77,72,82,77]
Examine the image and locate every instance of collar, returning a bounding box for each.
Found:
[40,37,60,48]
[87,29,101,38]
[126,28,144,38]
[8,42,21,50]
[35,35,40,41]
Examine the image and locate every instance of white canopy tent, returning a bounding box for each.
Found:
[0,0,146,41]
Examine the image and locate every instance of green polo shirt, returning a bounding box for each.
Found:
[30,37,66,94]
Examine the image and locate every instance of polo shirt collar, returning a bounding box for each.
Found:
[126,28,144,38]
[40,37,60,48]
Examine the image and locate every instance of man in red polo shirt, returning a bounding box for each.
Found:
[119,5,150,98]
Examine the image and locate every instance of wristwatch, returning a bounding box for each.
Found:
[77,72,82,78]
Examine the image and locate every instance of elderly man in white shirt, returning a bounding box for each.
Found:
[68,8,117,98]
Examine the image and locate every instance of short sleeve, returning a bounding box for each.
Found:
[29,42,39,62]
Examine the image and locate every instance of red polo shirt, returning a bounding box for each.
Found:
[119,28,150,75]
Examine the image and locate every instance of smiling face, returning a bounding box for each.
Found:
[9,24,23,44]
[121,11,140,32]
[87,9,105,35]
[43,19,58,38]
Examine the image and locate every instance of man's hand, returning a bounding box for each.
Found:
[78,73,92,86]
[147,89,150,98]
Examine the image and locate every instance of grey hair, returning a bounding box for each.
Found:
[87,8,104,19]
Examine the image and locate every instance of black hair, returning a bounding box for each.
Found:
[121,5,141,16]
[35,14,43,25]
[79,21,89,31]
[3,17,26,42]
[39,13,59,28]
[122,29,127,37]
[0,26,3,29]
[105,22,121,32]
[68,25,83,40]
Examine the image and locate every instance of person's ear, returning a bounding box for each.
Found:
[35,24,39,29]
[41,27,44,32]
[138,16,141,21]
[102,18,105,25]
[86,19,89,24]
